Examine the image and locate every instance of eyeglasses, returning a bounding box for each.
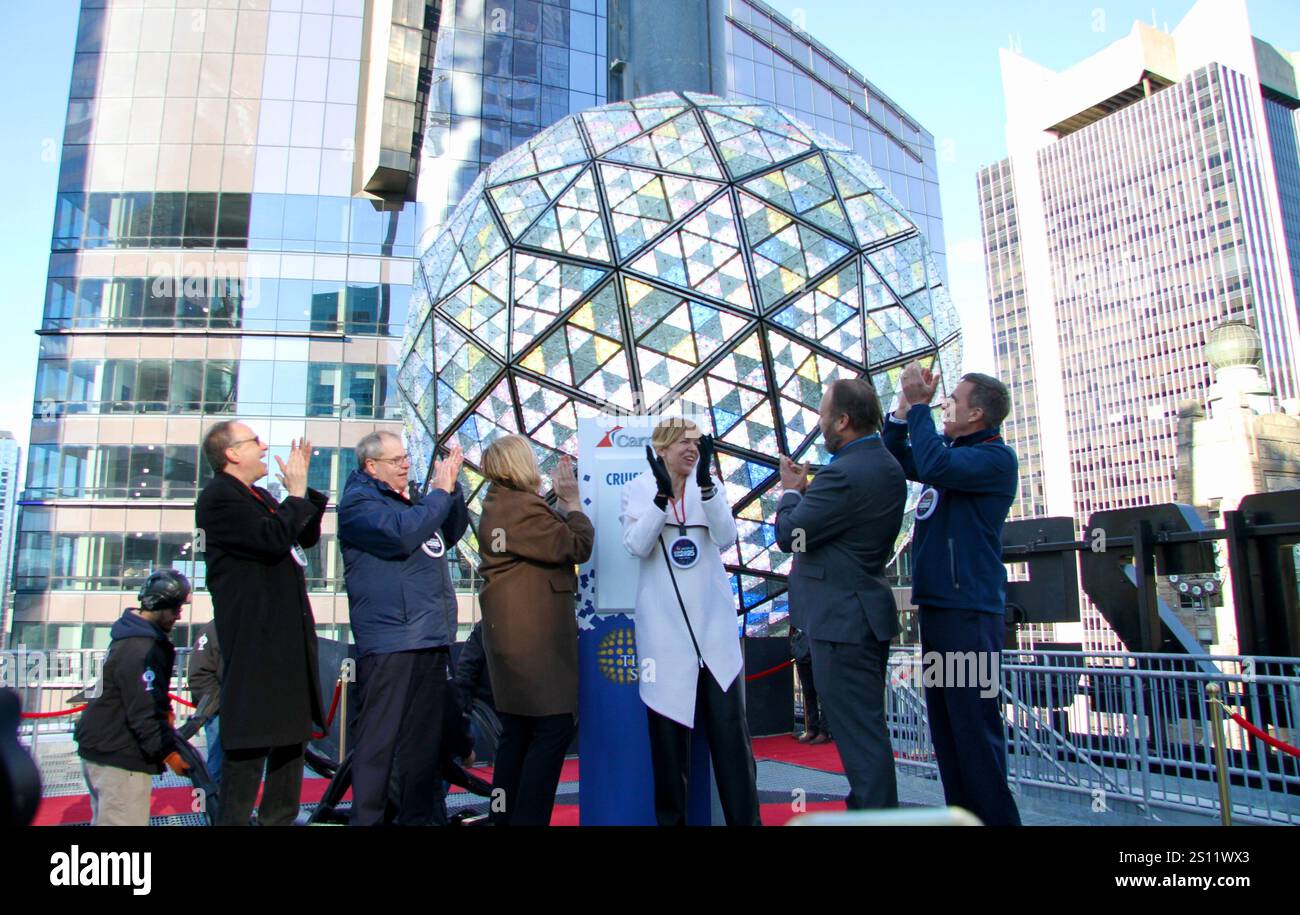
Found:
[372,454,411,466]
[230,435,264,448]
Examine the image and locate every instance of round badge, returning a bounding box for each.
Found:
[915,487,940,521]
[421,533,446,558]
[669,536,699,569]
[142,669,156,691]
[290,544,309,567]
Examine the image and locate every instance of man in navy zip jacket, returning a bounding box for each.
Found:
[337,431,469,825]
[882,362,1022,826]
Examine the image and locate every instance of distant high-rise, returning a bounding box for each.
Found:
[13,0,944,652]
[0,432,19,645]
[979,0,1300,650]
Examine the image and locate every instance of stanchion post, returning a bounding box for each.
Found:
[1206,683,1232,827]
[338,675,348,765]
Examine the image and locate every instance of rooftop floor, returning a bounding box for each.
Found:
[26,731,1192,826]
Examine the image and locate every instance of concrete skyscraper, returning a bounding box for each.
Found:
[979,0,1300,650]
[13,0,946,652]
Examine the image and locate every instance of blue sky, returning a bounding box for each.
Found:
[1,0,1298,463]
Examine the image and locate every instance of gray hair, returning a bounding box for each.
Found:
[356,430,401,470]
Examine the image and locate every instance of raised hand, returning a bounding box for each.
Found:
[779,454,809,493]
[297,438,314,474]
[901,360,940,407]
[552,454,579,506]
[695,433,715,489]
[646,445,673,504]
[275,438,308,498]
[433,443,463,494]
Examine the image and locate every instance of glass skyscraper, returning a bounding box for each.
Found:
[979,0,1300,652]
[10,0,946,651]
[0,432,19,640]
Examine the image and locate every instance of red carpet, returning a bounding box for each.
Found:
[33,778,343,826]
[752,734,845,773]
[36,734,842,826]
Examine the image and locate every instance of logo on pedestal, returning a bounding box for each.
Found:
[597,627,638,685]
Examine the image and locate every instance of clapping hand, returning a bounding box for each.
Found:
[275,438,312,498]
[900,360,941,408]
[694,433,716,490]
[552,454,579,508]
[779,454,809,493]
[646,445,674,507]
[433,443,464,494]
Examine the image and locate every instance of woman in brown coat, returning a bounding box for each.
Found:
[477,435,594,825]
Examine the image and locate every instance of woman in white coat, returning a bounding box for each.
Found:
[621,418,761,826]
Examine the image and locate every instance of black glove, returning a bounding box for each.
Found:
[646,445,674,510]
[695,433,716,497]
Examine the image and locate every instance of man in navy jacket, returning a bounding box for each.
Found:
[338,431,468,825]
[882,362,1021,826]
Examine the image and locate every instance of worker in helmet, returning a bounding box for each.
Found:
[74,569,193,826]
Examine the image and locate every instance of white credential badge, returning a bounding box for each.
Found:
[915,487,940,521]
[422,533,446,558]
[669,536,700,569]
[290,543,309,567]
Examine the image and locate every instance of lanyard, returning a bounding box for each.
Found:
[668,496,687,536]
[827,432,881,463]
[246,484,276,514]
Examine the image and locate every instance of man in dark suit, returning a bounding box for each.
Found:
[776,378,906,809]
[195,421,327,826]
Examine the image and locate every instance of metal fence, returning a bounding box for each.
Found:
[11,645,1300,825]
[888,647,1300,825]
[6,648,198,759]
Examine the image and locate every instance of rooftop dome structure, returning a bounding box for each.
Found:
[399,92,962,626]
[1205,320,1264,371]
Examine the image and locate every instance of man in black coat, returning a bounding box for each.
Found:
[775,378,906,809]
[195,420,327,826]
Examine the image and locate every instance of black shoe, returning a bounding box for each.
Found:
[796,730,818,743]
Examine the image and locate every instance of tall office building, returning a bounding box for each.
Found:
[0,432,19,645]
[979,0,1300,650]
[12,0,944,652]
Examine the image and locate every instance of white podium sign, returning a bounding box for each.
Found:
[577,413,701,613]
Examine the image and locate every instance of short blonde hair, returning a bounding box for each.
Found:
[651,418,700,454]
[481,435,542,492]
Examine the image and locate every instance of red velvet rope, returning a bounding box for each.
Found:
[312,681,344,739]
[1221,706,1300,760]
[746,658,794,681]
[19,705,87,719]
[22,693,195,719]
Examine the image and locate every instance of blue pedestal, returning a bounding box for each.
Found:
[578,613,712,825]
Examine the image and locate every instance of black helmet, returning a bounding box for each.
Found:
[138,569,192,612]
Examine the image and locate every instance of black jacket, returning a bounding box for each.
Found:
[195,472,327,750]
[453,622,494,713]
[187,621,221,718]
[75,610,176,774]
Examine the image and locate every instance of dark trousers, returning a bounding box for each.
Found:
[646,668,761,826]
[351,647,449,826]
[218,743,304,826]
[794,658,827,735]
[919,606,1021,826]
[490,711,574,826]
[812,635,897,809]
